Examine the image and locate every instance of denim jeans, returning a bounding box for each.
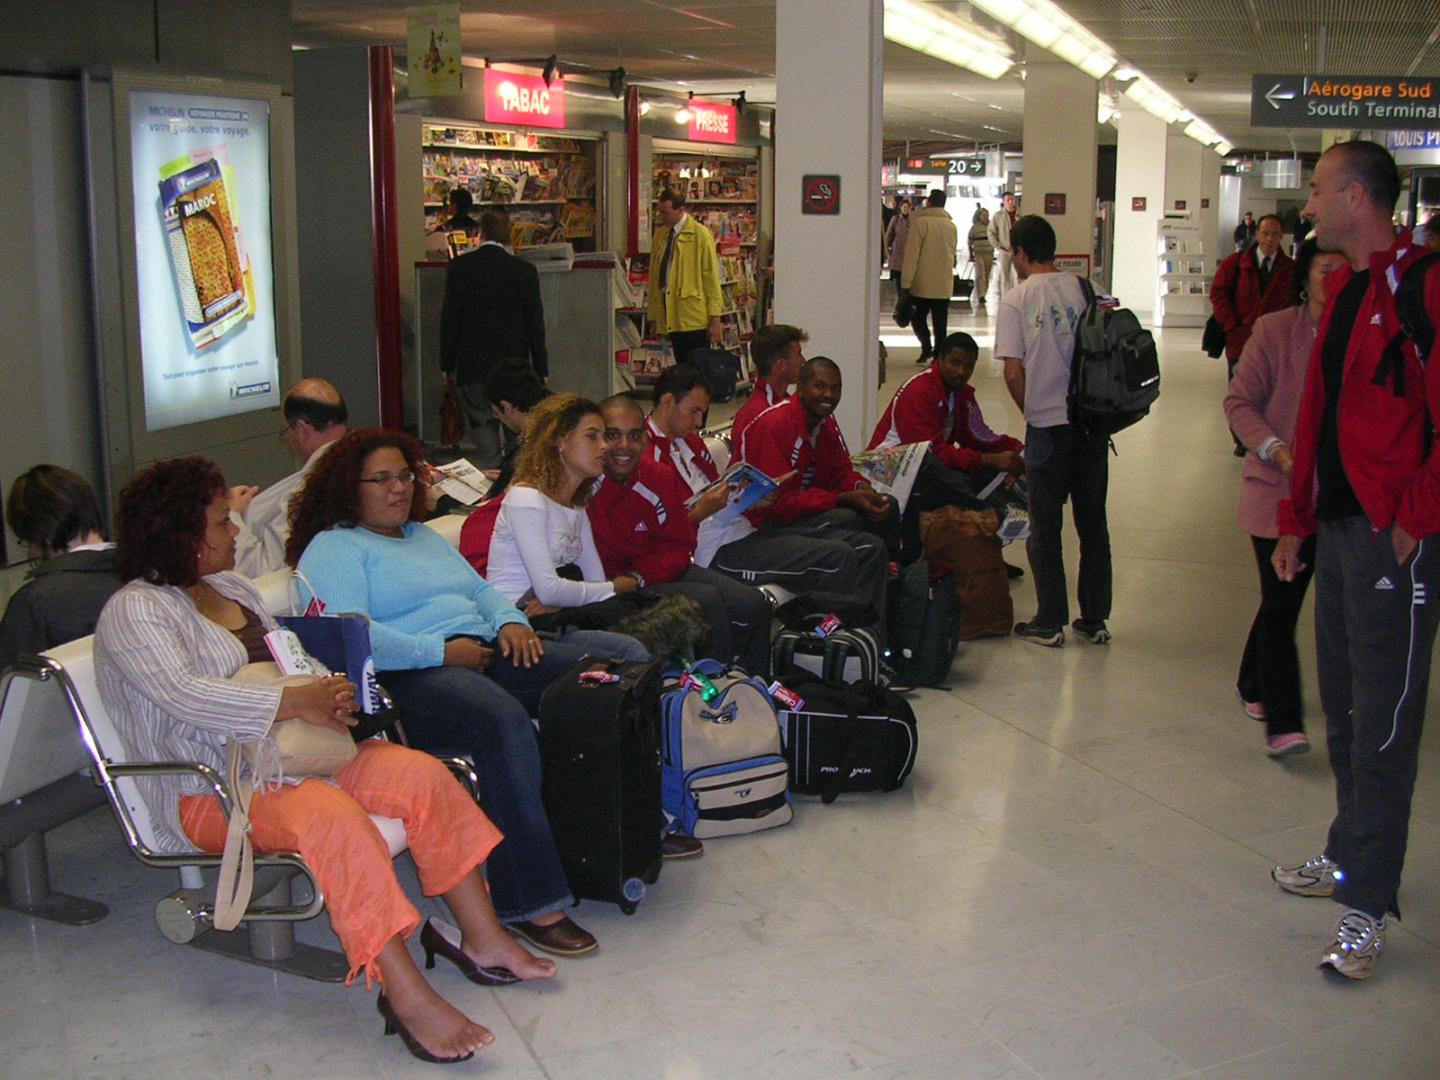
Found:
[1024,423,1112,629]
[380,639,590,922]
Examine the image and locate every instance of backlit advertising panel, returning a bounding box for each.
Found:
[128,89,279,431]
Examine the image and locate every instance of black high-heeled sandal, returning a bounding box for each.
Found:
[376,994,476,1065]
[420,916,521,986]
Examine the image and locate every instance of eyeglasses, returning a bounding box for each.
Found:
[359,470,416,487]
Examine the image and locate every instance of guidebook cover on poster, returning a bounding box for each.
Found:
[685,462,797,526]
[850,441,928,511]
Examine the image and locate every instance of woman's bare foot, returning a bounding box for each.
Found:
[463,930,557,980]
[384,982,494,1060]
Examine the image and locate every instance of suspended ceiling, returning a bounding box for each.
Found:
[290,1,1440,154]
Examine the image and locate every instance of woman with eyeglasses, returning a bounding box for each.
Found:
[287,429,600,961]
[95,457,555,1066]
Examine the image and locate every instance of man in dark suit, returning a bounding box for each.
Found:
[440,211,549,467]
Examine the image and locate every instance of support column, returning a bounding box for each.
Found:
[1022,54,1097,264]
[1112,108,1169,322]
[774,0,883,445]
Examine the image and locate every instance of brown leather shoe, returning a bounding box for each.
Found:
[661,830,704,859]
[506,915,597,956]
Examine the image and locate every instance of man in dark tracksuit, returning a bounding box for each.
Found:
[1272,140,1440,980]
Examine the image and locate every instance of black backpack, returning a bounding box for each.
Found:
[886,559,961,687]
[691,348,743,403]
[1068,276,1161,438]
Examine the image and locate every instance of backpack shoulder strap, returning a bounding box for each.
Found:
[1076,274,1096,308]
[1395,251,1440,366]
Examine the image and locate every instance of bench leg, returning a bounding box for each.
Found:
[1,832,108,925]
[159,872,349,982]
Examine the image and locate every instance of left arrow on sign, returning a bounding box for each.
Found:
[1265,82,1296,110]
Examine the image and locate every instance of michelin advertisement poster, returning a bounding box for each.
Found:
[129,90,280,432]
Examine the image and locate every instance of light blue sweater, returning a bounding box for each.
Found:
[296,523,529,671]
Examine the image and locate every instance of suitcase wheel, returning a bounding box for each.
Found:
[620,901,638,916]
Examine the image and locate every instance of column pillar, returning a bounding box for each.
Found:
[1111,108,1169,321]
[1022,54,1097,263]
[774,0,883,444]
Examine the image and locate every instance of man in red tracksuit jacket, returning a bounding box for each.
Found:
[588,395,773,674]
[1211,214,1294,454]
[1270,141,1440,981]
[709,357,895,632]
[730,323,808,450]
[868,330,1026,558]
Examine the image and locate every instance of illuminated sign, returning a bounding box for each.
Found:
[688,101,738,144]
[484,68,566,128]
[1252,74,1440,130]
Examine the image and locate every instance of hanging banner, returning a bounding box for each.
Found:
[688,101,738,145]
[484,68,566,128]
[406,4,462,98]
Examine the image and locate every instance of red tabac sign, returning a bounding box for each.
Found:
[688,101,738,144]
[484,68,566,128]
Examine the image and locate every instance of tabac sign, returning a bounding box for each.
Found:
[1252,74,1440,130]
[484,68,566,128]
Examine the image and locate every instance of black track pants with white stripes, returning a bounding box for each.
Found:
[1315,514,1440,919]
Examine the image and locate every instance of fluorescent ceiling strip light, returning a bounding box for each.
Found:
[969,0,1115,80]
[884,0,1013,80]
[1214,141,1233,156]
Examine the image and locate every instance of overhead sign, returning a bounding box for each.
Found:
[484,68,566,128]
[802,174,841,215]
[1389,130,1440,152]
[935,156,986,177]
[1251,74,1440,130]
[688,101,737,145]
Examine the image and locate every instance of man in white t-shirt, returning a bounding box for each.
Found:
[994,215,1112,647]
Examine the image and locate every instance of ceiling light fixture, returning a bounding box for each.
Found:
[733,90,746,115]
[675,92,693,125]
[1213,141,1233,157]
[608,67,627,98]
[542,54,560,87]
[638,99,652,116]
[883,0,1013,80]
[1112,66,1139,82]
[968,0,1115,79]
[1122,75,1185,124]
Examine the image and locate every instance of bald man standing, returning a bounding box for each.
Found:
[231,378,350,577]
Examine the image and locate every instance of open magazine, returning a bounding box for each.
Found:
[849,441,928,511]
[685,462,797,527]
[429,458,493,505]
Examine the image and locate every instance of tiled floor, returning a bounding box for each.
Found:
[6,297,1440,1078]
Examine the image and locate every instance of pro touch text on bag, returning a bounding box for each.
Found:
[773,674,918,804]
[660,660,792,838]
[1068,277,1160,438]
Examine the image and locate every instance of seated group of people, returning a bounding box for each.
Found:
[0,328,1024,1064]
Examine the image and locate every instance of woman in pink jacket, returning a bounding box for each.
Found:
[1223,239,1346,757]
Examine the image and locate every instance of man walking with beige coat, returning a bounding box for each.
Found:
[901,189,958,363]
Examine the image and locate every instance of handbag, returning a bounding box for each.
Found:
[893,289,916,326]
[439,382,465,446]
[1202,315,1227,359]
[213,662,359,931]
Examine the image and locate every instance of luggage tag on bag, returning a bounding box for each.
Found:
[768,681,805,711]
[579,670,622,686]
[815,614,843,638]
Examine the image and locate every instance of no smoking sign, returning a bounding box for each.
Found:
[802,174,841,215]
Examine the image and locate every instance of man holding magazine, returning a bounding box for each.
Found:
[709,357,895,633]
[588,395,773,675]
[868,331,1027,562]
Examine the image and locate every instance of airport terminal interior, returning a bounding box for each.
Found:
[3,3,1440,1079]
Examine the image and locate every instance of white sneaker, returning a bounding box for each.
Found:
[1319,909,1385,980]
[1272,855,1340,897]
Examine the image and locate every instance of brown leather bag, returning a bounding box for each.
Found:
[439,383,465,446]
[919,506,1012,639]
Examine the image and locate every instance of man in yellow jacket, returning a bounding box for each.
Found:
[901,189,959,363]
[648,189,725,369]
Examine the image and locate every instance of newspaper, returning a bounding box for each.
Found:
[849,441,928,511]
[430,458,492,505]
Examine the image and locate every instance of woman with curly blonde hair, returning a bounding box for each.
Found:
[483,395,648,660]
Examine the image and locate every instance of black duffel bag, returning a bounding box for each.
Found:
[770,674,917,803]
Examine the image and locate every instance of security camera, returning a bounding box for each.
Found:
[1185,72,1197,84]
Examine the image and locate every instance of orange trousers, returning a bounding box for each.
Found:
[180,739,502,987]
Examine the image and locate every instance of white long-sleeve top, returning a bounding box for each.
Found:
[485,484,616,607]
[93,572,283,854]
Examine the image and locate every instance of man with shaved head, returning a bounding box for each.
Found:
[1271,139,1440,980]
[231,377,349,577]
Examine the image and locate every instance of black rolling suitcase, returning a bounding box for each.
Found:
[538,657,664,914]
